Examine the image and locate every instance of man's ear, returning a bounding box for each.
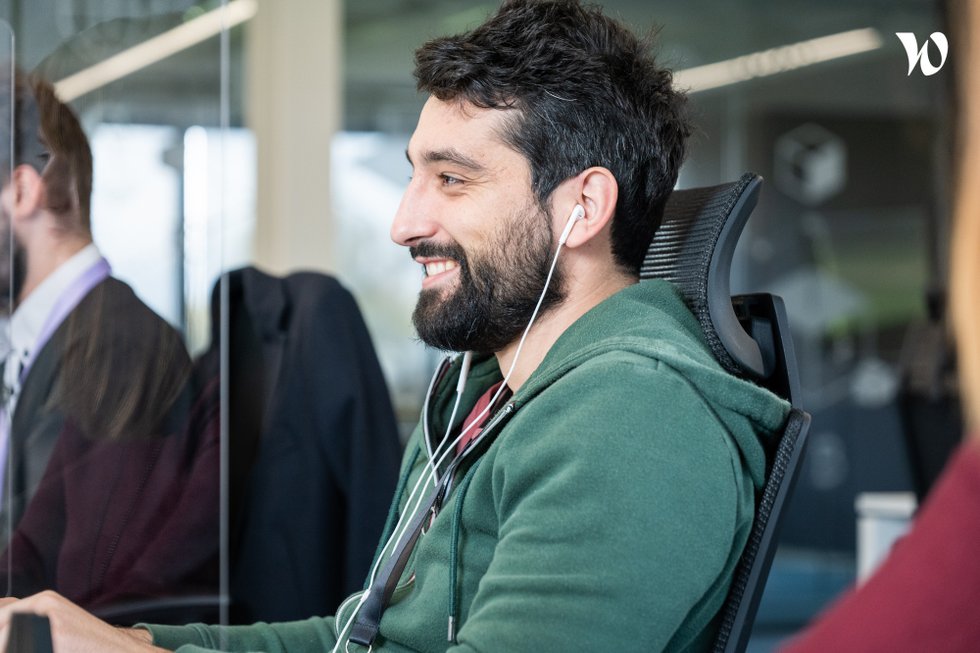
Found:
[10,164,44,221]
[553,166,618,249]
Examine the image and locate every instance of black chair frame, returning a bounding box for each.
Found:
[643,172,813,653]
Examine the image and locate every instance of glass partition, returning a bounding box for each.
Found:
[0,23,12,372]
[0,0,248,630]
[0,20,14,596]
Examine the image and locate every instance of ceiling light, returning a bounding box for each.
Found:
[675,28,884,93]
[55,0,258,102]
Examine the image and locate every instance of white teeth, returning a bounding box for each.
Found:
[424,260,458,277]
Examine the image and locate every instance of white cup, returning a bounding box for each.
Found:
[855,491,917,583]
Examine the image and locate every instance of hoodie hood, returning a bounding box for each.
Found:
[508,279,789,489]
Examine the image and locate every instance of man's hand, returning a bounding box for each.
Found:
[0,591,168,652]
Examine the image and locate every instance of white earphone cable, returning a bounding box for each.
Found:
[333,224,573,651]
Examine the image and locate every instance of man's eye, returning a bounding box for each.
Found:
[440,174,462,186]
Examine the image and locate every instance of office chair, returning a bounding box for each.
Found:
[640,173,812,653]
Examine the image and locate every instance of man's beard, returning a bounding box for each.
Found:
[411,204,565,354]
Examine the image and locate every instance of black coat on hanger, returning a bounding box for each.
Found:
[202,267,403,624]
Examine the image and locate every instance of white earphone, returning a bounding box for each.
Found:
[558,204,586,245]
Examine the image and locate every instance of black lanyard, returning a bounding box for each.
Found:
[349,390,512,648]
[348,450,457,647]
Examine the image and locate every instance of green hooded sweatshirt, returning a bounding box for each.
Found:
[148,279,790,653]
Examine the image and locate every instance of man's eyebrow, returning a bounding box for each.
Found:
[405,147,487,173]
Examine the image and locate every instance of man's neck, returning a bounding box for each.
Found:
[19,234,92,302]
[494,270,635,392]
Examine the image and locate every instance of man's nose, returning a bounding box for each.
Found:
[390,180,438,247]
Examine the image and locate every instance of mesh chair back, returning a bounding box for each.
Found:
[642,174,812,653]
[641,172,768,380]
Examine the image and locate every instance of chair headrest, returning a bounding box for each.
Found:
[641,173,770,379]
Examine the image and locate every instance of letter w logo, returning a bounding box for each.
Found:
[895,32,949,76]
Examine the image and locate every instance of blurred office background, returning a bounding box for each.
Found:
[0,0,953,647]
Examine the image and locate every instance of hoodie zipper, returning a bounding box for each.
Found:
[445,400,515,643]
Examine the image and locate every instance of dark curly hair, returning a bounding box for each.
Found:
[414,0,690,276]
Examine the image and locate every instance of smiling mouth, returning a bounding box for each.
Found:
[424,259,458,277]
[418,257,461,289]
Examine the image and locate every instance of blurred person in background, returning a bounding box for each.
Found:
[0,71,219,614]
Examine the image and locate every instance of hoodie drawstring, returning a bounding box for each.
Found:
[447,459,482,643]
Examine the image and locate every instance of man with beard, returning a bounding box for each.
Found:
[0,72,214,606]
[0,2,789,651]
